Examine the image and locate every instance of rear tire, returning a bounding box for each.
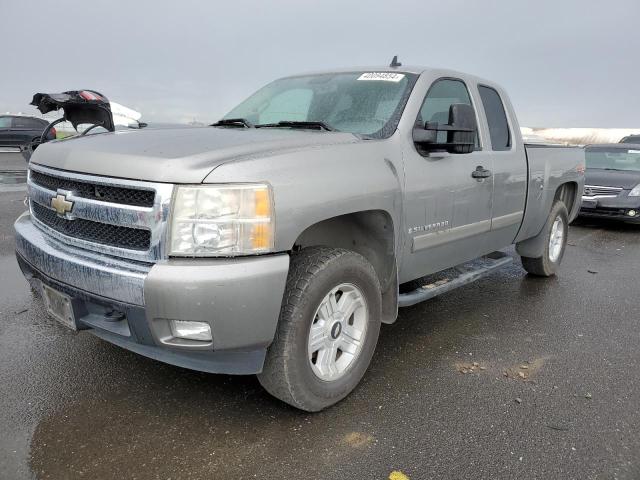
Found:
[521,201,569,277]
[258,247,382,412]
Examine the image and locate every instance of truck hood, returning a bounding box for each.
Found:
[30,126,360,183]
[585,168,640,189]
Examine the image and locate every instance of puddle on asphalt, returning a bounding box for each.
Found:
[0,171,27,185]
[0,255,31,305]
[0,170,27,192]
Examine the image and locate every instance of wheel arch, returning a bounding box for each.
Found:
[554,181,579,221]
[516,184,574,259]
[292,209,398,324]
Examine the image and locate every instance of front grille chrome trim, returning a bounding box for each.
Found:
[28,164,174,263]
[30,169,156,207]
[15,212,149,305]
[582,184,623,199]
[31,202,152,251]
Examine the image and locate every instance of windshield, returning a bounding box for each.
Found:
[222,72,418,138]
[586,147,640,172]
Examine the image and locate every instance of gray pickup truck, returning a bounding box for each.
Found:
[14,65,585,411]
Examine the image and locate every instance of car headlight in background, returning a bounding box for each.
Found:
[169,184,274,256]
[629,184,640,197]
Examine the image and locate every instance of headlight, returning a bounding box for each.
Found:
[629,184,640,197]
[169,184,274,256]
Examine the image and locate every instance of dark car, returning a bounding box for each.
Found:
[620,134,640,144]
[0,115,55,147]
[580,143,640,222]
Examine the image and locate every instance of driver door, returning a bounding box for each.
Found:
[400,78,494,283]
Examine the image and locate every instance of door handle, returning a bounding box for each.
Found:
[471,166,492,179]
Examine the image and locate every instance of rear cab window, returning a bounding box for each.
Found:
[478,85,511,151]
[0,117,11,128]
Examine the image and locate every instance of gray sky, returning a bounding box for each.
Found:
[1,0,638,127]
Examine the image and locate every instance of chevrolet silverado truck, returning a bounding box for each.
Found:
[14,65,585,411]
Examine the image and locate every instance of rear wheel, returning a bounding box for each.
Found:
[521,201,569,276]
[258,247,381,412]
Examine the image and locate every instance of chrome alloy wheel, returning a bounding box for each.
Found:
[307,283,368,381]
[548,215,565,262]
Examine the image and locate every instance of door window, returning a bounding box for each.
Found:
[417,79,478,148]
[478,85,511,151]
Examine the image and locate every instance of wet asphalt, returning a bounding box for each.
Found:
[0,151,26,173]
[1,170,640,479]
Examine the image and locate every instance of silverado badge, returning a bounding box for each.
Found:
[51,192,74,216]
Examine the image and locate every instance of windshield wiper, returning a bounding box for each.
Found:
[211,118,255,128]
[255,120,335,132]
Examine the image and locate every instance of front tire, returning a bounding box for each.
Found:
[521,201,569,277]
[258,247,382,412]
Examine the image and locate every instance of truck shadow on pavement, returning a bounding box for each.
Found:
[26,262,581,479]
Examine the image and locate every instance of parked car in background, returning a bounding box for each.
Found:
[620,134,640,144]
[0,115,55,147]
[580,144,640,222]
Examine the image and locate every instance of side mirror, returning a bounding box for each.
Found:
[412,103,477,154]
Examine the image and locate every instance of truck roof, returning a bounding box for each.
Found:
[288,66,502,90]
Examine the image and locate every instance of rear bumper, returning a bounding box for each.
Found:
[14,212,290,374]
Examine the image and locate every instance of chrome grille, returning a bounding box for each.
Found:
[31,202,151,250]
[27,164,174,263]
[30,170,155,207]
[583,185,622,197]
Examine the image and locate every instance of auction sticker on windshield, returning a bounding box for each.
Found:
[357,72,405,82]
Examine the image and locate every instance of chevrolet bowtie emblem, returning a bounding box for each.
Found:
[51,193,74,216]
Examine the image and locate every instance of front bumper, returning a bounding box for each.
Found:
[579,196,640,222]
[14,212,290,374]
[579,209,640,222]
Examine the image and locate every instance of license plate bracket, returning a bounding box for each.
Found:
[42,284,77,330]
[581,199,597,209]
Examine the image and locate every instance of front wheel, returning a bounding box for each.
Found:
[521,201,569,277]
[258,247,381,412]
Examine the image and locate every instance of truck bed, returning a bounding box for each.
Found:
[515,143,585,243]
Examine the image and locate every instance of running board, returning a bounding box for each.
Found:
[398,251,513,308]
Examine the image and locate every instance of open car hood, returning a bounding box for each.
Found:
[21,90,116,162]
[30,90,115,132]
